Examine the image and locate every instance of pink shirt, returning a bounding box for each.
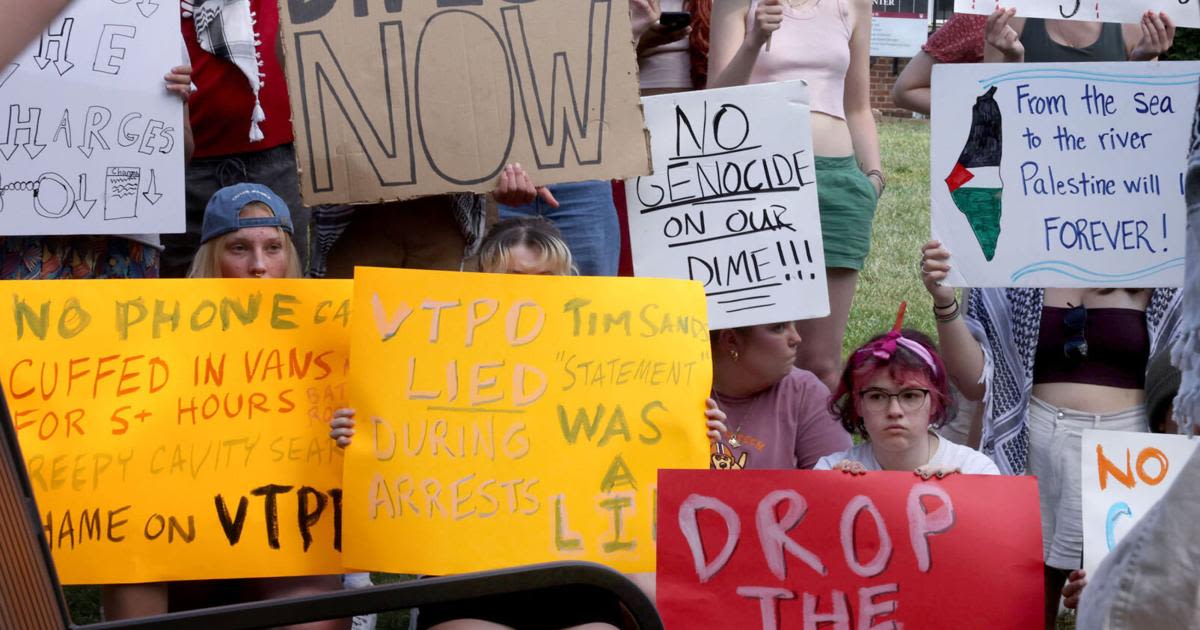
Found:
[713,368,852,469]
[746,0,852,119]
[637,0,693,90]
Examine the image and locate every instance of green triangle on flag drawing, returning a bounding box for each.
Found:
[950,186,1003,261]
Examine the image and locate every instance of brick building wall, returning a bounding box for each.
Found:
[869,56,913,118]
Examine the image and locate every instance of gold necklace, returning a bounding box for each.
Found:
[1047,21,1100,49]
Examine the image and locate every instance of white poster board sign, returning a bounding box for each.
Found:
[0,1,184,235]
[931,62,1198,287]
[872,0,933,58]
[954,0,1199,28]
[625,80,828,330]
[1081,430,1198,576]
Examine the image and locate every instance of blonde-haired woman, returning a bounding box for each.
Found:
[187,183,302,279]
[476,216,576,276]
[104,183,342,628]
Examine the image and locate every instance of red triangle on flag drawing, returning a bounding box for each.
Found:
[945,162,975,192]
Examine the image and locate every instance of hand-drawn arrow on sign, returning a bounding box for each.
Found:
[142,169,163,205]
[138,0,161,18]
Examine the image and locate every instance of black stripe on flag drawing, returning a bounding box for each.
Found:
[945,85,1003,261]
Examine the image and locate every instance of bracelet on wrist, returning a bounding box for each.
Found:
[934,302,960,322]
[933,297,960,321]
[865,169,886,196]
[936,311,961,323]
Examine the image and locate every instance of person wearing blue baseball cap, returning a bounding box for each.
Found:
[186,182,302,279]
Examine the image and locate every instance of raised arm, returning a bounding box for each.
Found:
[892,51,934,116]
[706,0,780,88]
[920,240,986,400]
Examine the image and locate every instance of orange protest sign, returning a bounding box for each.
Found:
[0,279,351,584]
[344,268,712,575]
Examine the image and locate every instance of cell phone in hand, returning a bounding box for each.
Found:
[659,11,691,31]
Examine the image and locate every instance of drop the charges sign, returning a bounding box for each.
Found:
[657,470,1043,629]
[0,0,185,235]
[278,0,650,205]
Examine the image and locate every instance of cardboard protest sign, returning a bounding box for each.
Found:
[872,0,933,58]
[657,469,1043,629]
[931,62,1199,287]
[954,0,1199,28]
[345,268,711,574]
[277,0,650,206]
[1081,430,1199,575]
[625,81,828,330]
[0,2,184,235]
[1,280,351,584]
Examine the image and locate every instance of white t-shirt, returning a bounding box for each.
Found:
[814,434,1000,475]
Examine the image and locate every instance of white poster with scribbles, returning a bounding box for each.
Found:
[954,0,1198,28]
[931,62,1198,288]
[0,0,184,235]
[625,80,829,330]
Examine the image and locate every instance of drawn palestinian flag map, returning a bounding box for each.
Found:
[945,86,1003,261]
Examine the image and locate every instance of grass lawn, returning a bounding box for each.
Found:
[844,117,935,355]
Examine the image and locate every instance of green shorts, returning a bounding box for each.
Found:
[815,155,879,271]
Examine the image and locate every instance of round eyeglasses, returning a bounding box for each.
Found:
[858,388,930,413]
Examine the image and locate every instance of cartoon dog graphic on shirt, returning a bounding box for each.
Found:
[710,442,747,470]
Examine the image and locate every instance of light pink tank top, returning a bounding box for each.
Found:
[637,0,693,90]
[746,0,852,119]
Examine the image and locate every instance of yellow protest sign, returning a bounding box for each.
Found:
[345,268,712,575]
[0,280,351,584]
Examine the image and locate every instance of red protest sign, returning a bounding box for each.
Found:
[657,470,1042,629]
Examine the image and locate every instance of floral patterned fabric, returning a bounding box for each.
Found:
[0,236,161,280]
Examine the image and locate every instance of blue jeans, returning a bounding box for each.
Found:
[499,180,618,277]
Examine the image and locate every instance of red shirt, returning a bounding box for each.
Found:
[183,0,294,159]
[922,13,987,64]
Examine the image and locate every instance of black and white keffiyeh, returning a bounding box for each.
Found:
[965,287,1181,475]
[1173,81,1200,432]
[182,0,267,142]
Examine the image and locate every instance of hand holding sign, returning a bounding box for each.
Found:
[1128,12,1176,62]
